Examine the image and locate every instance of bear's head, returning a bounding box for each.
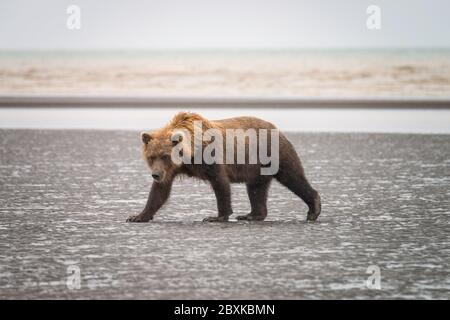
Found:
[140,129,191,183]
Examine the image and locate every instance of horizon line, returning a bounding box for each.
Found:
[2,47,450,53]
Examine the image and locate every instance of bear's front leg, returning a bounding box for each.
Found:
[127,180,172,223]
[203,174,233,222]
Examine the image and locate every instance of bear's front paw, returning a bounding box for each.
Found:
[126,214,152,223]
[306,195,321,222]
[202,216,229,223]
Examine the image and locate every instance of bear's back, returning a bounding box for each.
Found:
[213,116,277,131]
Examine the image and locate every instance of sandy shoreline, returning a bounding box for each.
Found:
[2,50,450,98]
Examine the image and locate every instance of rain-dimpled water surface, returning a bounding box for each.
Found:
[0,130,448,299]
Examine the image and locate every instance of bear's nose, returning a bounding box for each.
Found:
[152,172,161,181]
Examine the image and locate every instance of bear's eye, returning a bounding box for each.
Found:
[149,155,156,162]
[161,155,170,162]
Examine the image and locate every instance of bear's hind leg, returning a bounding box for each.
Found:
[236,177,272,221]
[203,169,233,222]
[276,167,321,221]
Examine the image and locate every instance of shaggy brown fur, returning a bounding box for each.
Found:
[127,112,321,222]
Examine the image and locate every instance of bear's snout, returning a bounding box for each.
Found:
[151,171,164,182]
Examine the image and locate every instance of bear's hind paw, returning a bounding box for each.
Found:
[236,214,266,221]
[202,216,229,222]
[126,214,152,223]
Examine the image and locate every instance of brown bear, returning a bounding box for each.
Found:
[126,112,321,223]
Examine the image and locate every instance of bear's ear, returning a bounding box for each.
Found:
[141,132,153,144]
[171,130,185,146]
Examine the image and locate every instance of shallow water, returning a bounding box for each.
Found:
[1,107,450,134]
[0,130,449,299]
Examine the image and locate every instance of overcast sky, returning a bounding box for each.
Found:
[1,0,449,50]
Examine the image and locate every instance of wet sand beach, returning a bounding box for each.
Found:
[0,129,448,299]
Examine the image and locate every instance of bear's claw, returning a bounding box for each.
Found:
[126,215,141,222]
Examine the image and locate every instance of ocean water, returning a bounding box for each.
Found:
[1,50,450,98]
